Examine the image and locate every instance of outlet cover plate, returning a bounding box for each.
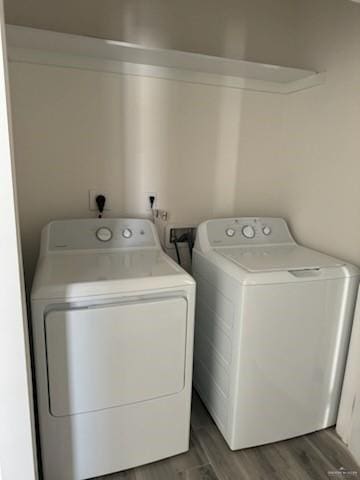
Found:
[145,192,158,211]
[89,190,111,211]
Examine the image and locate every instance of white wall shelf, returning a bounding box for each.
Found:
[6,25,325,94]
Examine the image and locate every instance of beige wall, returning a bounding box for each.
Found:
[8,0,360,287]
[9,62,285,284]
[4,0,297,67]
[232,0,360,265]
[287,0,360,262]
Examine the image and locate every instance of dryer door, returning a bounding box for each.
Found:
[45,297,187,416]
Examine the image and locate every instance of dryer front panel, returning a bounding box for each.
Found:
[45,297,187,416]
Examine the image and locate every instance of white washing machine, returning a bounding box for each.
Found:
[31,218,195,480]
[192,217,359,450]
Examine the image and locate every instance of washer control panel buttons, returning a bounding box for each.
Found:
[122,228,133,239]
[242,225,256,239]
[96,227,113,242]
[262,226,272,236]
[225,228,236,237]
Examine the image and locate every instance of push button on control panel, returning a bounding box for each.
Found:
[225,228,236,237]
[262,226,271,236]
[122,228,133,239]
[96,227,113,242]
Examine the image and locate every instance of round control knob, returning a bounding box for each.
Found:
[96,227,113,242]
[122,228,133,239]
[262,226,271,236]
[225,228,236,237]
[242,225,255,239]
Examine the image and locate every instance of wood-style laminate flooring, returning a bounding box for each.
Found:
[92,391,359,480]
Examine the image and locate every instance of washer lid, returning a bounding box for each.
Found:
[31,249,193,300]
[215,245,344,273]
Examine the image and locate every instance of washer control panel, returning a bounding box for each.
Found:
[48,218,159,252]
[206,217,294,247]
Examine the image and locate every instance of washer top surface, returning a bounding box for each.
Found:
[215,244,343,273]
[32,218,194,300]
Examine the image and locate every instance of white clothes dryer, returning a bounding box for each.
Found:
[31,218,195,480]
[192,217,359,450]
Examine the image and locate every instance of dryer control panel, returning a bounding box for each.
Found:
[205,217,295,247]
[44,218,159,253]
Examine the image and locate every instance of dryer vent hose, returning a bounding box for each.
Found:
[173,231,194,266]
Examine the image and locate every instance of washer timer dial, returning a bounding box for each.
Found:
[242,225,256,239]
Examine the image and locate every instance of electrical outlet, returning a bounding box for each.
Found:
[89,190,112,211]
[145,192,158,211]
